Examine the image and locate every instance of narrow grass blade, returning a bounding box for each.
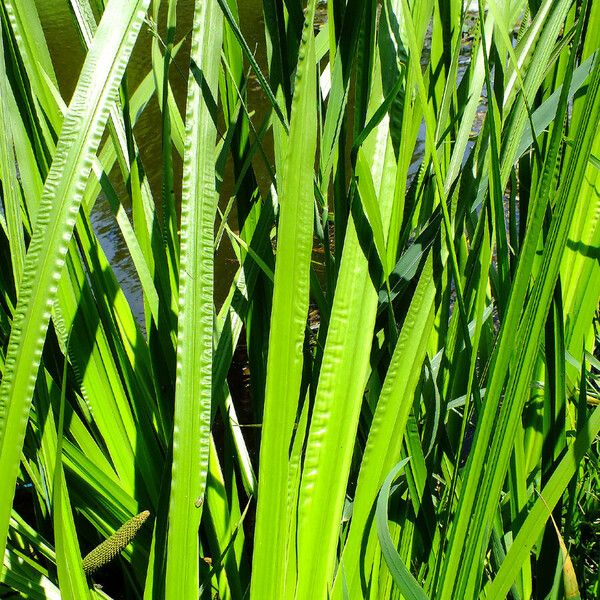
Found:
[0,22,25,288]
[53,363,92,599]
[164,0,223,596]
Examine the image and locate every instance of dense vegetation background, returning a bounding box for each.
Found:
[0,0,599,598]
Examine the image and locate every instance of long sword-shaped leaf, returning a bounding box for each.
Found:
[0,0,149,563]
[250,3,318,597]
[332,253,437,599]
[164,0,223,596]
[294,41,408,600]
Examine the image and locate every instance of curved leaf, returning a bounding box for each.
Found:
[376,458,429,600]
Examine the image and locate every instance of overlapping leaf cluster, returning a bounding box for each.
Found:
[0,0,598,598]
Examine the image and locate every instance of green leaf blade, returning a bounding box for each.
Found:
[164,0,223,597]
[250,4,318,597]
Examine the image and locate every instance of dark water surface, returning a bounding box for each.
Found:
[35,0,266,321]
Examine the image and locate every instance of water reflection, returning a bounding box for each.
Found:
[34,0,266,320]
